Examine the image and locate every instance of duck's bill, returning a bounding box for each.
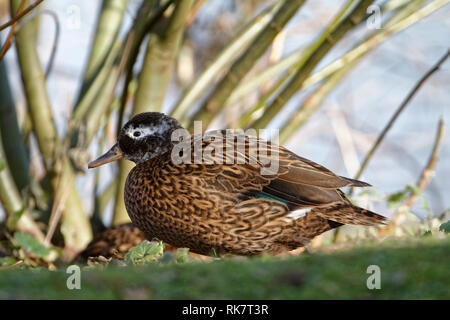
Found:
[88,143,124,169]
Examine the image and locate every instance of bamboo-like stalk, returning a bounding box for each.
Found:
[227,47,305,108]
[379,118,445,237]
[44,160,73,246]
[70,37,125,151]
[83,33,134,146]
[251,0,375,130]
[0,131,25,226]
[236,0,358,104]
[333,48,448,242]
[278,0,446,143]
[170,2,281,123]
[112,159,134,225]
[57,159,92,255]
[11,0,57,165]
[0,59,29,190]
[0,0,25,60]
[72,36,122,126]
[404,118,444,209]
[0,0,42,31]
[236,0,359,128]
[94,178,118,221]
[10,0,92,252]
[75,0,128,103]
[279,63,356,144]
[276,1,448,243]
[312,0,446,96]
[228,0,362,109]
[383,0,426,27]
[186,0,306,131]
[117,0,173,133]
[133,0,194,114]
[185,0,206,26]
[0,128,43,241]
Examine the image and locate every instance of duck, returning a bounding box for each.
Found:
[88,112,386,256]
[78,223,149,260]
[77,222,210,261]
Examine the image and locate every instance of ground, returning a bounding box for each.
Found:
[0,236,448,299]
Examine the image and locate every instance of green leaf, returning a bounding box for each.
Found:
[387,191,406,208]
[422,230,432,237]
[125,240,164,265]
[0,157,5,171]
[439,220,450,234]
[0,256,17,267]
[13,232,50,258]
[159,251,176,264]
[405,185,422,196]
[176,248,190,264]
[6,205,26,230]
[422,197,432,213]
[357,188,378,197]
[404,185,432,214]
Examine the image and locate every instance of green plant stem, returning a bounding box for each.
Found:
[228,0,361,110]
[83,34,134,146]
[352,49,450,182]
[227,47,305,109]
[0,129,44,241]
[112,160,134,225]
[405,118,444,208]
[111,0,192,225]
[70,38,124,151]
[133,0,194,114]
[170,2,281,123]
[320,0,448,95]
[279,63,356,144]
[380,117,445,236]
[0,59,29,190]
[95,179,118,220]
[251,0,375,130]
[0,0,42,31]
[0,132,25,226]
[117,0,174,133]
[187,0,306,131]
[72,38,122,126]
[11,0,57,165]
[236,0,359,128]
[278,0,433,144]
[75,0,128,103]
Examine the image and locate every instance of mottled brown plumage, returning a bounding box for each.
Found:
[78,223,148,260]
[89,112,386,256]
[78,223,210,261]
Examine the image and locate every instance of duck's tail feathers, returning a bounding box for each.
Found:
[312,202,387,226]
[339,176,372,187]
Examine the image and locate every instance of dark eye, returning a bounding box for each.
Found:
[133,131,141,137]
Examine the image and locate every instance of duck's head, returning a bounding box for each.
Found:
[88,112,182,168]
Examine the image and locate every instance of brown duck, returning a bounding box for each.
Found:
[89,112,385,256]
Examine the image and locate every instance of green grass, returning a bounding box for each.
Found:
[0,237,449,299]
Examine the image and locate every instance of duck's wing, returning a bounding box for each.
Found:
[186,131,386,226]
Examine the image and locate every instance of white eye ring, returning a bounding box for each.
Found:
[125,127,154,139]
